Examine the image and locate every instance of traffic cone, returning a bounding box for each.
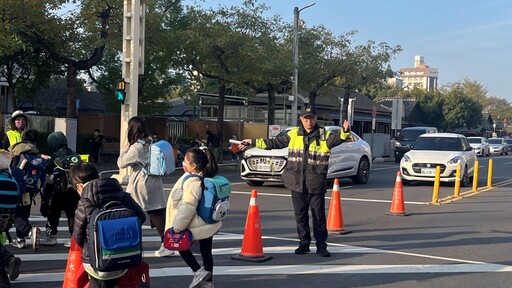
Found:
[63,237,89,288]
[232,189,273,262]
[327,179,351,234]
[387,171,410,216]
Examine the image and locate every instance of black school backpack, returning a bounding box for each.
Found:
[52,147,82,193]
[0,169,20,233]
[88,201,142,272]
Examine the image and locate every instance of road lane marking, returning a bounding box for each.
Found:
[14,263,512,283]
[231,191,428,205]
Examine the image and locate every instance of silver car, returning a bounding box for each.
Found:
[488,138,509,155]
[240,126,372,186]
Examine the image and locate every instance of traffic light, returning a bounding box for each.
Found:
[116,80,126,104]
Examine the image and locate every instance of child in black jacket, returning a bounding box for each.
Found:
[70,162,146,288]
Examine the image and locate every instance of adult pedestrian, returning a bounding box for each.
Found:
[239,104,351,257]
[205,130,222,164]
[117,116,174,257]
[89,129,104,164]
[2,110,29,151]
[166,147,221,288]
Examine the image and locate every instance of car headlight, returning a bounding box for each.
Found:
[402,154,411,162]
[395,141,402,148]
[447,156,461,165]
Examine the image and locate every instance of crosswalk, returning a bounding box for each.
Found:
[9,216,512,287]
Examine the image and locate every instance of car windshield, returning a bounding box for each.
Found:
[413,137,462,151]
[467,138,482,144]
[399,130,426,141]
[488,139,503,144]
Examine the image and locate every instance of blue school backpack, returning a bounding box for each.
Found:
[0,169,20,233]
[144,140,175,176]
[182,174,231,224]
[88,201,142,272]
[18,154,48,195]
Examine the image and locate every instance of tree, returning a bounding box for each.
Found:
[297,25,401,121]
[13,0,116,118]
[442,87,483,131]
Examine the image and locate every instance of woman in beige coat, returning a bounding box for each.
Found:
[117,116,174,257]
[166,147,221,288]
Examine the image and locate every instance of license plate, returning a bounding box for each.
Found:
[421,168,436,175]
[256,164,271,171]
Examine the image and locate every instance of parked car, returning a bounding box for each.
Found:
[240,127,372,186]
[488,138,509,155]
[466,137,490,157]
[504,138,512,152]
[400,133,476,186]
[394,126,438,163]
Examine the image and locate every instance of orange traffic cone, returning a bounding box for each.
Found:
[232,189,273,262]
[387,171,410,216]
[327,179,351,234]
[63,237,89,288]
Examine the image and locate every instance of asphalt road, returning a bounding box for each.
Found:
[11,155,512,288]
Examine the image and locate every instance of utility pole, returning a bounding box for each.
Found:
[292,3,315,126]
[112,0,145,183]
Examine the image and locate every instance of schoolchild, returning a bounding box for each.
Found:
[71,162,146,288]
[166,147,221,288]
[117,116,173,257]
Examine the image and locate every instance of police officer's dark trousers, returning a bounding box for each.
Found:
[291,191,328,249]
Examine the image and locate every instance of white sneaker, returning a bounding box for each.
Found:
[189,267,211,288]
[154,244,175,257]
[40,236,57,246]
[31,227,40,251]
[11,238,26,249]
[64,239,71,248]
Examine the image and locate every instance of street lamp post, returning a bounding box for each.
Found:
[292,2,315,126]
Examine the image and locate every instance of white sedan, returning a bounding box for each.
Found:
[400,133,476,186]
[240,127,372,186]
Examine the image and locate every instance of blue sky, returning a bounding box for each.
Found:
[194,0,512,101]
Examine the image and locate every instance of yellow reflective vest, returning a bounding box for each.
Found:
[255,125,350,194]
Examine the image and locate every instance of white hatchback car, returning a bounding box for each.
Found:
[400,133,476,186]
[240,126,372,186]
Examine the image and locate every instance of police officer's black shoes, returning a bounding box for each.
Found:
[316,247,331,257]
[294,243,310,254]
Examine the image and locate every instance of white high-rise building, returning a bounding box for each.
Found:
[400,55,438,91]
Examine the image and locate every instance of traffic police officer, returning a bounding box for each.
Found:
[240,104,351,257]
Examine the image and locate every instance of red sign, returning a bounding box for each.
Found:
[372,106,377,118]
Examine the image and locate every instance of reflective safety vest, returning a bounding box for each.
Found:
[6,130,22,148]
[255,126,350,194]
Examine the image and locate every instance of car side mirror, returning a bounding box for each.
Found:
[466,146,473,151]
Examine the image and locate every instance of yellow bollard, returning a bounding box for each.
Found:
[472,160,479,192]
[453,162,461,197]
[431,165,441,204]
[487,158,493,188]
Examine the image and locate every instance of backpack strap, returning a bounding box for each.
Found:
[102,201,123,209]
[181,174,203,191]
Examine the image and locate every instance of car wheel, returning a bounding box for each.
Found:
[246,180,264,186]
[350,157,370,184]
[460,167,470,187]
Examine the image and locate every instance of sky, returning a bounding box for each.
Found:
[192,0,512,101]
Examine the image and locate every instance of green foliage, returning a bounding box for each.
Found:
[442,87,483,130]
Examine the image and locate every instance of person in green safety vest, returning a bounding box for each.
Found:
[2,110,29,150]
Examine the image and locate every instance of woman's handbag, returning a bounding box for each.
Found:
[163,227,193,251]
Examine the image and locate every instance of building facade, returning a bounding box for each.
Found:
[400,55,439,91]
